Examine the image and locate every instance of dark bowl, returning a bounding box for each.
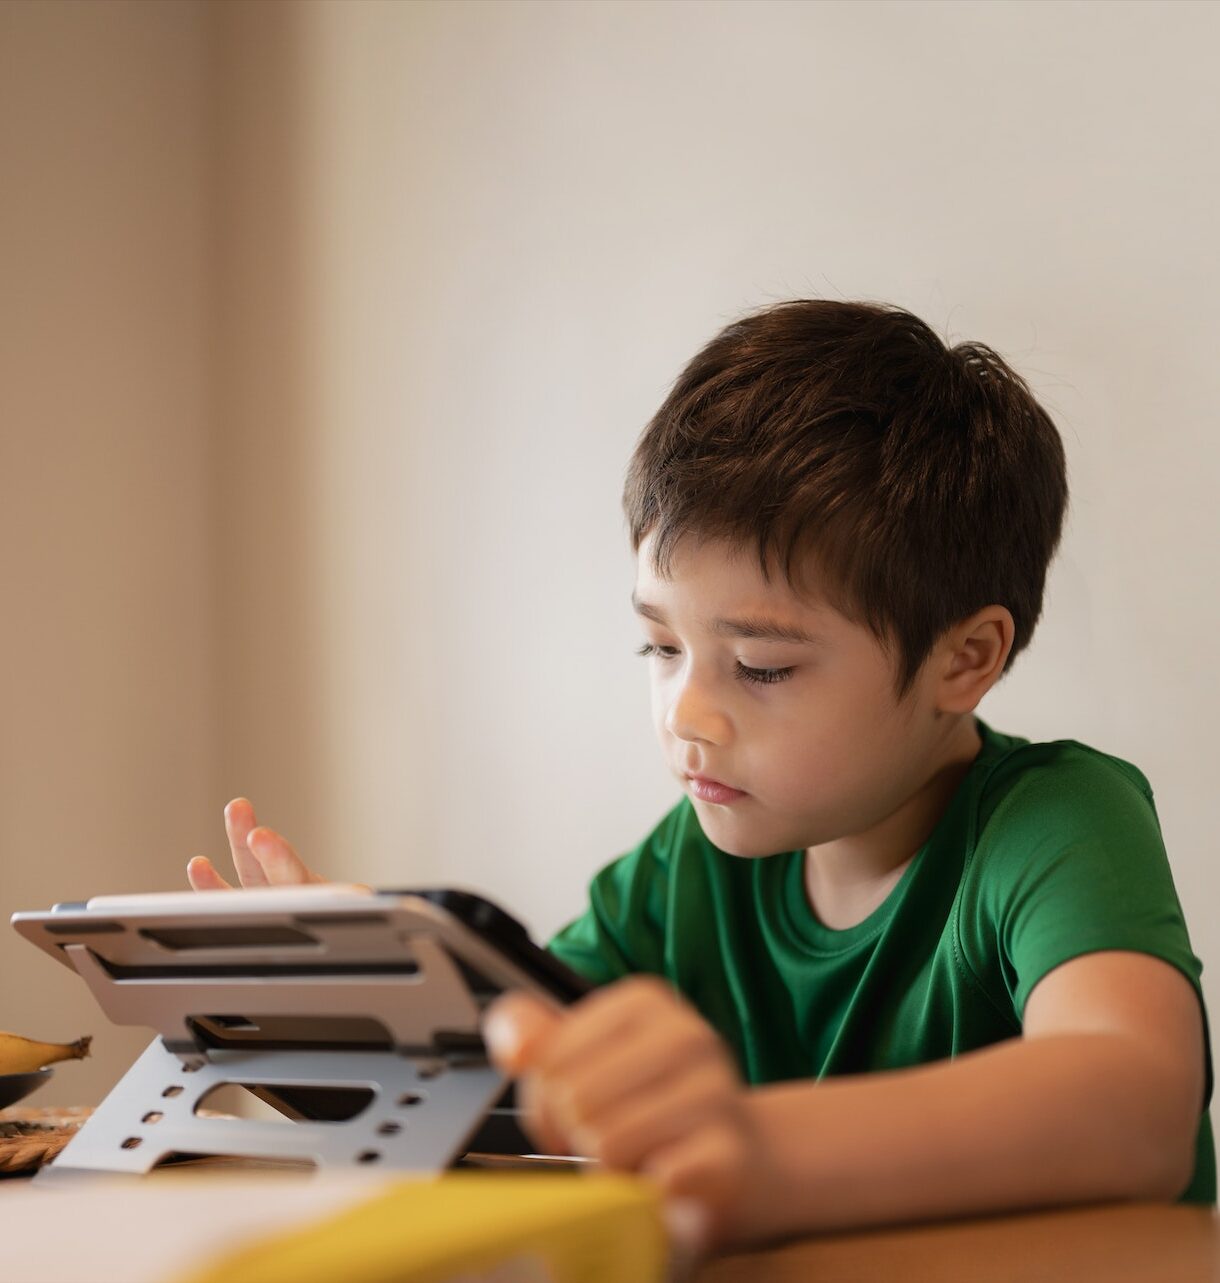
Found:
[0,1068,53,1110]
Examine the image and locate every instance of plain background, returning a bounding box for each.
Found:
[1,0,1217,1108]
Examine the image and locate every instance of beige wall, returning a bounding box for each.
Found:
[291,0,1220,989]
[1,0,1217,1107]
[0,0,219,1097]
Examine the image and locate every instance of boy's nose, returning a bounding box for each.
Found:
[664,677,730,745]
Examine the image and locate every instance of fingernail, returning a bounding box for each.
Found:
[663,1199,710,1255]
[482,1009,521,1065]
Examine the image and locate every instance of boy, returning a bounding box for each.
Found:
[188,300,1213,1253]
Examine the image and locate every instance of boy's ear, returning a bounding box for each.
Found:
[934,606,1015,713]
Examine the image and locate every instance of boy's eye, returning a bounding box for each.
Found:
[735,662,794,686]
[634,643,794,686]
[635,643,678,660]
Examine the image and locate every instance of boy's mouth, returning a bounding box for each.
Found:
[685,773,748,804]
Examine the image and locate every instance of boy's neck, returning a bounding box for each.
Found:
[802,715,983,931]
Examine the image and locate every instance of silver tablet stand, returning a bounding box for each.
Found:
[10,889,554,1182]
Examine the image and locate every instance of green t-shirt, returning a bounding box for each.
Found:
[545,718,1215,1204]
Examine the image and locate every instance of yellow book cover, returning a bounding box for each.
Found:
[174,1171,672,1283]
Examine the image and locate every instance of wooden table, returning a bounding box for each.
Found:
[3,1109,1216,1283]
[4,1169,1214,1283]
[698,1203,1219,1282]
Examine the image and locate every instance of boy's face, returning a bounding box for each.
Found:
[633,532,960,859]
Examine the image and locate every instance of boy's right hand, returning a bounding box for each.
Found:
[186,798,327,890]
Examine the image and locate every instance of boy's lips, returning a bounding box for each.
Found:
[685,773,748,804]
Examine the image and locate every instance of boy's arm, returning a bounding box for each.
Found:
[737,949,1205,1242]
[484,949,1205,1252]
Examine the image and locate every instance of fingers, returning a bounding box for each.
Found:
[223,798,321,886]
[247,825,321,885]
[484,978,745,1176]
[224,798,268,887]
[186,855,234,891]
[538,1015,710,1127]
[482,993,575,1154]
[638,1123,754,1252]
[662,1197,714,1269]
[641,1121,748,1254]
[579,1060,738,1168]
[482,991,563,1074]
[517,1069,575,1156]
[532,975,687,1082]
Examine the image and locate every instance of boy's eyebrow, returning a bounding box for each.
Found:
[631,592,823,645]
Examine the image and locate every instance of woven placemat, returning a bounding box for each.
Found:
[0,1106,260,1176]
[0,1105,92,1175]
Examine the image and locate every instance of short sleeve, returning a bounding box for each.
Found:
[961,746,1212,1110]
[543,801,684,986]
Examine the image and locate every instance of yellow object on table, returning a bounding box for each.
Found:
[173,1171,671,1283]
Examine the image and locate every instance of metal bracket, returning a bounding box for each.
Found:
[38,1036,506,1181]
[20,893,536,1181]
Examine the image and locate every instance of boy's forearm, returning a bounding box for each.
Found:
[735,1034,1196,1244]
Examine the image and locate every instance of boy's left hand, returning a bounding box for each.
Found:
[481,975,769,1253]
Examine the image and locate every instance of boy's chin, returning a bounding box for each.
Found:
[693,809,794,858]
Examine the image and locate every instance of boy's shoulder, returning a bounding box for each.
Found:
[975,717,1153,786]
[959,719,1178,960]
[970,718,1158,844]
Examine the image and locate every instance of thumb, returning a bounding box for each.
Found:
[481,990,563,1074]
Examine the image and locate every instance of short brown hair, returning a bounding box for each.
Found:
[623,300,1068,698]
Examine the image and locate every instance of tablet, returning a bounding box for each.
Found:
[12,884,594,1019]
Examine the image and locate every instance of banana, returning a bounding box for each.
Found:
[0,1031,92,1075]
